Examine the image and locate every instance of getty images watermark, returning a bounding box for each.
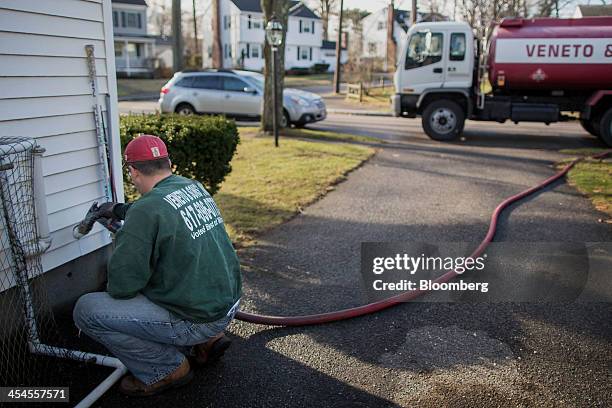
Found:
[360,242,612,303]
[371,252,489,293]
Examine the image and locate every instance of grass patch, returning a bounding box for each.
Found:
[559,149,612,219]
[216,128,375,245]
[117,78,169,97]
[283,127,386,145]
[284,73,332,88]
[345,86,393,109]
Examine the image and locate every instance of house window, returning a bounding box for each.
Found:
[207,46,212,58]
[126,12,140,28]
[224,44,232,58]
[126,43,141,59]
[251,44,259,58]
[113,11,118,27]
[368,42,377,54]
[301,47,309,60]
[224,15,231,29]
[378,21,385,30]
[303,20,310,33]
[253,20,261,29]
[114,41,123,57]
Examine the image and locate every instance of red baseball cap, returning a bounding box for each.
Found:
[124,134,168,163]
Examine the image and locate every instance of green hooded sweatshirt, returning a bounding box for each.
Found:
[106,174,242,323]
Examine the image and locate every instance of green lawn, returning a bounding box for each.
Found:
[216,127,375,245]
[284,73,332,88]
[559,148,612,219]
[117,78,169,97]
[117,74,331,97]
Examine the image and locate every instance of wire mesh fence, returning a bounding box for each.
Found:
[0,137,70,387]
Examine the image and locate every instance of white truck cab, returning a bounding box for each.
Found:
[392,22,475,140]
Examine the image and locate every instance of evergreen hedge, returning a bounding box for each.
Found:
[120,114,239,196]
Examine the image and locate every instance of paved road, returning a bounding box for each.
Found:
[72,110,610,407]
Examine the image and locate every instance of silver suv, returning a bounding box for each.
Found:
[159,69,326,127]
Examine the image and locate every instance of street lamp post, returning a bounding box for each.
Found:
[266,15,283,147]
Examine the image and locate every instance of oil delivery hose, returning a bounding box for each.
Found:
[235,150,611,326]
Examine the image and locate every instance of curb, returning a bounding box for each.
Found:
[326,109,393,117]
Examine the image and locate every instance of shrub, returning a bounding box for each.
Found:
[311,63,330,74]
[119,114,240,197]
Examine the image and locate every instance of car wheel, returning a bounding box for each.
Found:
[599,107,612,147]
[280,110,290,128]
[422,100,465,141]
[580,117,600,137]
[175,103,195,115]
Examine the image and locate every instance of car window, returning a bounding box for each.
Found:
[222,77,249,92]
[192,75,221,90]
[175,76,194,88]
[405,31,443,70]
[450,33,466,61]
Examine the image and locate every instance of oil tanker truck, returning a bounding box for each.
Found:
[392,17,612,145]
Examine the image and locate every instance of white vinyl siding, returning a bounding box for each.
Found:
[0,0,124,279]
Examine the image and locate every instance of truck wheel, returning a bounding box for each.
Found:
[580,118,600,137]
[599,108,612,147]
[422,100,465,141]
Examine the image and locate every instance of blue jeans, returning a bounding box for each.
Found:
[73,292,239,385]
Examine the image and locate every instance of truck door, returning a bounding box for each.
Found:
[444,31,472,88]
[401,29,446,93]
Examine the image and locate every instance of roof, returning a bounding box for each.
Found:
[392,8,448,32]
[321,40,346,50]
[289,2,320,19]
[229,0,262,12]
[576,4,612,16]
[111,0,147,6]
[230,0,320,19]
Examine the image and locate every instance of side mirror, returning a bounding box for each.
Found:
[243,87,257,94]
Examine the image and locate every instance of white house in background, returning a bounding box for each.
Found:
[320,40,348,72]
[202,0,325,71]
[0,0,123,310]
[361,6,447,68]
[111,0,156,77]
[573,4,612,17]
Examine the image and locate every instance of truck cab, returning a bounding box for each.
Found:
[393,18,612,146]
[393,22,475,140]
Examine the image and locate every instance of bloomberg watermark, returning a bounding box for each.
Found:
[360,242,612,303]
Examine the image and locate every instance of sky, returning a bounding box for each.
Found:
[168,0,586,22]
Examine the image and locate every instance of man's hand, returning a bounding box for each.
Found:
[97,202,119,220]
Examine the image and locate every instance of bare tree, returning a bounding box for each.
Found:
[459,0,526,40]
[533,0,575,17]
[148,0,172,37]
[261,0,290,133]
[313,0,337,41]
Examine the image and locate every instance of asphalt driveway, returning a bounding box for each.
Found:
[59,118,611,407]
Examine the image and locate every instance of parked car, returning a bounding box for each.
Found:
[158,69,327,127]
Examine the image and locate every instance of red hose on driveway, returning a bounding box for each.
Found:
[235,150,611,326]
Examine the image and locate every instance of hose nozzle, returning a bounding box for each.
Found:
[73,202,122,239]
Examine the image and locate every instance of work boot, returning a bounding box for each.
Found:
[119,357,193,397]
[192,332,231,366]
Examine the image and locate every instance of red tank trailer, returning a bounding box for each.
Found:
[488,17,612,91]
